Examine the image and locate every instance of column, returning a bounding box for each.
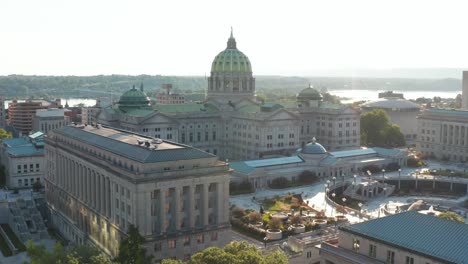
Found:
[203,184,209,226]
[100,175,105,214]
[106,178,111,218]
[160,188,166,233]
[216,182,223,224]
[93,171,97,209]
[189,186,195,228]
[174,187,181,231]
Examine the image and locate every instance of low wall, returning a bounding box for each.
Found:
[0,225,18,254]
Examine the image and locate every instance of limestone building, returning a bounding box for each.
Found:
[156,84,185,104]
[319,211,468,264]
[33,108,70,134]
[0,131,45,189]
[361,98,420,145]
[44,125,231,261]
[417,108,468,161]
[91,30,361,161]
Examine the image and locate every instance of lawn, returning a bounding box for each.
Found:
[262,194,309,212]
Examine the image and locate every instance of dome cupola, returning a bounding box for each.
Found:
[118,84,151,110]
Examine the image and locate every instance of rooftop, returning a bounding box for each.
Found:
[361,98,420,110]
[3,136,44,157]
[53,125,215,163]
[340,211,468,264]
[35,108,66,117]
[230,156,304,175]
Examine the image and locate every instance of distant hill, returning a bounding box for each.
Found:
[0,73,462,99]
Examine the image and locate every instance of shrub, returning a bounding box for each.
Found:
[270,177,289,189]
[232,206,246,219]
[298,170,319,184]
[268,218,283,230]
[290,215,303,226]
[249,212,262,224]
[407,156,425,167]
[385,162,400,172]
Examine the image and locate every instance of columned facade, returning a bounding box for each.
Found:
[45,125,231,261]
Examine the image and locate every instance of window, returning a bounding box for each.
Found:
[306,251,312,258]
[189,133,193,142]
[267,135,272,140]
[205,131,209,141]
[369,244,376,258]
[352,239,360,252]
[196,234,204,244]
[386,250,395,264]
[17,165,21,174]
[168,239,176,249]
[116,199,119,209]
[210,232,217,241]
[212,131,216,141]
[183,236,190,246]
[154,242,162,252]
[405,256,414,264]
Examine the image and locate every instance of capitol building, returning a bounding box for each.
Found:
[89,30,361,161]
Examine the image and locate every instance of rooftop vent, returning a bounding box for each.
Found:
[153,138,163,144]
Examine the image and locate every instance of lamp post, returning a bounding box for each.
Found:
[325,187,330,214]
[358,202,363,222]
[326,180,330,188]
[367,170,372,183]
[342,173,346,192]
[381,169,385,184]
[331,192,336,216]
[332,176,336,186]
[263,237,268,248]
[398,168,401,190]
[341,197,347,216]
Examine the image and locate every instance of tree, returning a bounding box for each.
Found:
[231,206,246,219]
[116,225,151,264]
[438,212,464,223]
[298,170,318,184]
[290,214,303,226]
[268,218,283,230]
[32,181,43,192]
[25,241,112,264]
[162,241,287,264]
[248,211,262,224]
[0,128,12,142]
[361,109,405,147]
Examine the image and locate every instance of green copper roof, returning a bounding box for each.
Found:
[297,87,322,101]
[155,103,218,114]
[118,86,150,109]
[341,211,468,264]
[211,30,252,73]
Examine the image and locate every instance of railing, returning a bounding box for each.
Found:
[0,225,18,254]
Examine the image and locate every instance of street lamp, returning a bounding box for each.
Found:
[398,168,401,190]
[341,173,346,192]
[263,237,268,248]
[332,176,336,186]
[341,197,347,216]
[331,192,336,216]
[326,180,330,188]
[367,170,372,183]
[358,202,363,222]
[381,169,385,184]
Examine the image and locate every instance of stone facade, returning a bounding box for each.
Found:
[44,125,231,261]
[0,132,45,189]
[89,32,360,161]
[416,108,468,161]
[33,108,70,134]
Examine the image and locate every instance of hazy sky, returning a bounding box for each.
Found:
[2,0,468,76]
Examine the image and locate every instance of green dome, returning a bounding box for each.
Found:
[297,87,322,101]
[211,49,252,73]
[211,30,252,73]
[118,86,150,109]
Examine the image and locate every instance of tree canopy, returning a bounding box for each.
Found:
[360,109,405,147]
[115,225,151,264]
[24,241,113,264]
[0,128,12,142]
[438,212,465,223]
[161,241,287,264]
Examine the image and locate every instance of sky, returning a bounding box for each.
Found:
[1,0,468,76]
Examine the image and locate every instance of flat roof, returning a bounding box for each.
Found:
[341,211,468,264]
[230,156,304,175]
[330,148,376,158]
[53,125,215,163]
